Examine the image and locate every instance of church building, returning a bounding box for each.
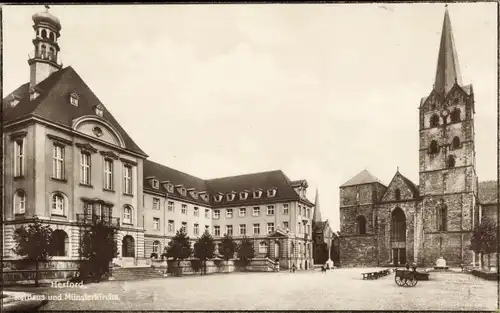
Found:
[339,8,497,268]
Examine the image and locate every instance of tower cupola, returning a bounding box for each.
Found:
[28,5,63,87]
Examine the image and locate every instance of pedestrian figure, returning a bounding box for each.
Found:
[321,265,327,273]
[291,264,296,273]
[405,263,410,270]
[411,262,417,272]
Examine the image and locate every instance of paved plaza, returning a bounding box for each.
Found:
[10,268,498,311]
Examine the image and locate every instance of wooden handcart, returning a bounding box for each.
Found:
[394,269,418,287]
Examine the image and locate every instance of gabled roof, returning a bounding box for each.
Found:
[3,66,147,157]
[434,8,462,96]
[340,169,384,188]
[381,170,419,202]
[478,180,498,205]
[398,172,419,198]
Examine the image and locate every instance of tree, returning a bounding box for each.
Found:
[219,234,237,272]
[193,231,215,275]
[12,216,53,286]
[237,237,255,271]
[166,229,193,276]
[79,219,118,282]
[470,216,497,270]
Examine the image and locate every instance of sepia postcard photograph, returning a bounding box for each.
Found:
[1,2,498,312]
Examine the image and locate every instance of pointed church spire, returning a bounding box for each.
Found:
[313,188,322,223]
[433,7,462,95]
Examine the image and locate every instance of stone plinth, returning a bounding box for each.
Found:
[433,257,449,270]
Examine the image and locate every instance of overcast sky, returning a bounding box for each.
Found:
[3,3,497,231]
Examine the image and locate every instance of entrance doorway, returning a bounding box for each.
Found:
[392,248,407,265]
[122,235,135,258]
[391,207,406,266]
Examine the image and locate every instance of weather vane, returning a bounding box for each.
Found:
[45,5,50,11]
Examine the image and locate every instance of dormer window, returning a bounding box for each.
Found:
[267,188,277,197]
[29,88,39,101]
[94,104,104,117]
[10,95,21,108]
[167,183,173,193]
[176,185,186,196]
[214,194,223,202]
[189,188,198,199]
[253,189,263,199]
[239,191,248,200]
[200,192,209,202]
[152,179,159,189]
[227,192,236,201]
[70,93,79,106]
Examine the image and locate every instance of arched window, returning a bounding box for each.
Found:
[430,114,440,127]
[395,189,401,201]
[123,206,133,224]
[391,207,406,242]
[14,190,26,214]
[51,193,66,216]
[51,230,68,256]
[40,45,47,58]
[447,155,456,168]
[41,29,47,39]
[429,140,439,154]
[436,201,447,231]
[450,108,461,123]
[49,32,55,42]
[152,241,160,255]
[49,47,55,61]
[452,137,461,149]
[259,242,268,254]
[357,215,366,235]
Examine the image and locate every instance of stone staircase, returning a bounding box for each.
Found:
[110,266,165,281]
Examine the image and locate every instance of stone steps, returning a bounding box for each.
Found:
[110,267,165,281]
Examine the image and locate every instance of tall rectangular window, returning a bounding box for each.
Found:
[226,225,233,236]
[14,139,24,177]
[283,204,289,215]
[52,145,64,179]
[80,152,91,185]
[267,223,274,234]
[213,210,220,219]
[267,205,275,216]
[194,223,199,236]
[283,221,289,230]
[181,222,187,233]
[214,226,221,236]
[123,165,132,194]
[153,198,160,210]
[181,204,187,215]
[205,209,210,218]
[168,220,174,232]
[168,201,174,212]
[153,218,160,230]
[239,224,246,235]
[194,207,199,216]
[104,159,113,190]
[253,223,260,234]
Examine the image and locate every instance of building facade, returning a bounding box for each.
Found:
[339,8,498,268]
[2,7,315,274]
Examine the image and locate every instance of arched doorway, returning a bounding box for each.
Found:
[122,235,135,258]
[391,207,406,266]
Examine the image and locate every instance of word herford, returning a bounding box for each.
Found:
[51,281,84,288]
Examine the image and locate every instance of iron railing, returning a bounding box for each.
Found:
[76,214,120,228]
[28,51,63,67]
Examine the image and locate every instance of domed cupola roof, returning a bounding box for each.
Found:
[32,6,61,31]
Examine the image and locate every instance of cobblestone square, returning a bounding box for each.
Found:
[10,268,497,311]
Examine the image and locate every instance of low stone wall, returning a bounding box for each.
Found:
[2,259,81,285]
[150,258,277,275]
[471,269,499,281]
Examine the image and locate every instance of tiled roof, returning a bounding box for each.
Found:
[2,66,147,157]
[478,180,497,205]
[143,159,314,207]
[341,169,384,187]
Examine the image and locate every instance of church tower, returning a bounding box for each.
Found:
[28,5,63,87]
[418,7,478,266]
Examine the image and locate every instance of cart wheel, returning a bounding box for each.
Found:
[394,275,404,286]
[402,277,409,287]
[409,277,418,287]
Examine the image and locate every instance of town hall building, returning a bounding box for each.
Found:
[2,6,315,281]
[339,8,498,268]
